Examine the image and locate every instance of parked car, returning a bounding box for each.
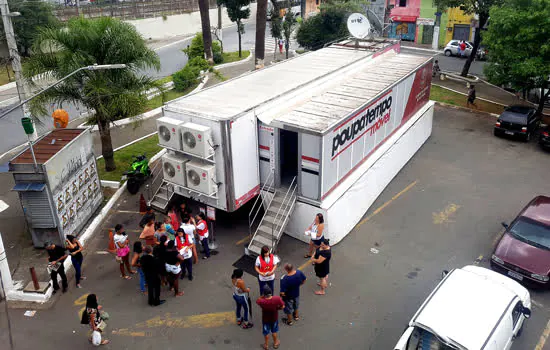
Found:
[444,40,473,57]
[394,265,531,350]
[539,125,550,149]
[493,105,539,142]
[491,196,550,287]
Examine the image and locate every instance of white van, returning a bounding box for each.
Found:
[394,265,531,350]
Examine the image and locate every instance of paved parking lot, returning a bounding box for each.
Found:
[2,104,550,350]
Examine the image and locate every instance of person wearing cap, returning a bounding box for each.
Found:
[256,285,284,350]
[44,241,68,294]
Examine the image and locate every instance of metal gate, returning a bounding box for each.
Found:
[422,25,434,44]
[453,24,470,41]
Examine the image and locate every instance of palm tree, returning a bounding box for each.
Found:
[24,17,160,172]
[254,0,268,68]
[198,0,214,64]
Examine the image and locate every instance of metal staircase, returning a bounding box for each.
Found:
[247,173,297,256]
[147,159,175,212]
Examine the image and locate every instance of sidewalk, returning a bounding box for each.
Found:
[434,76,550,115]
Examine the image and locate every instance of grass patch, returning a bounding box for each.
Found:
[146,84,198,110]
[0,64,15,86]
[155,76,172,85]
[295,49,307,55]
[430,85,505,115]
[217,50,250,65]
[96,135,162,182]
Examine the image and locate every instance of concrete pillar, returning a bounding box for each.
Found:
[0,233,14,299]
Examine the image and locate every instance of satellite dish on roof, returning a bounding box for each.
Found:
[347,13,371,39]
[366,9,384,36]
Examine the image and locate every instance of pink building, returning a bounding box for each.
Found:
[388,0,421,42]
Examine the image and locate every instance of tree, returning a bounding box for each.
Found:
[24,17,160,172]
[0,0,59,57]
[433,0,504,77]
[483,0,550,115]
[198,0,214,64]
[269,7,283,59]
[255,0,268,68]
[184,32,223,64]
[217,0,251,58]
[282,9,297,59]
[296,0,362,50]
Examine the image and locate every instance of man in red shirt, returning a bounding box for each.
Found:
[256,286,284,349]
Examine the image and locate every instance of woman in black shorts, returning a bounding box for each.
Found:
[311,238,331,295]
[304,213,325,258]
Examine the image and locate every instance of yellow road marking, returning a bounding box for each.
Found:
[74,293,89,306]
[535,318,550,350]
[474,255,483,265]
[112,329,149,337]
[356,180,418,228]
[134,311,235,329]
[298,259,311,271]
[235,235,251,246]
[432,203,461,225]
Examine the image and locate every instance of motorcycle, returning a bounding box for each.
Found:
[122,154,151,194]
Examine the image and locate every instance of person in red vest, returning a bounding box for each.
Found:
[254,245,280,294]
[175,228,194,281]
[195,212,211,259]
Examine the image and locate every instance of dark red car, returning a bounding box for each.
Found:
[491,196,550,286]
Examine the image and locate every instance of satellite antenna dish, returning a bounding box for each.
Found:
[366,9,384,36]
[347,13,371,39]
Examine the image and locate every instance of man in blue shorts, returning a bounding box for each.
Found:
[280,263,307,325]
[256,285,284,349]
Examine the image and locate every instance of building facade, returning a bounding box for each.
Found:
[444,7,475,43]
[388,0,421,41]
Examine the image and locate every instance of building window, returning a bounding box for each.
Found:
[316,0,319,4]
[399,0,407,6]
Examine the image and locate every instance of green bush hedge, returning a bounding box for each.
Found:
[172,57,209,91]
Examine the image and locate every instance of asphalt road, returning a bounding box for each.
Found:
[401,46,487,77]
[0,21,268,156]
[3,105,550,350]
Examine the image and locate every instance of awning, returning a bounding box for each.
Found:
[12,182,46,192]
[391,15,418,22]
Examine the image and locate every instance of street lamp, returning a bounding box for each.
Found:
[0,63,126,169]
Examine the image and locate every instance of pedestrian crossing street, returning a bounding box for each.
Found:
[264,36,296,53]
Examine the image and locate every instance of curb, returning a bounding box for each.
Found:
[440,71,479,84]
[432,84,508,107]
[434,101,499,118]
[95,131,158,160]
[0,81,16,92]
[214,51,254,69]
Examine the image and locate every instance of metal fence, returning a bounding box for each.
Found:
[53,0,218,22]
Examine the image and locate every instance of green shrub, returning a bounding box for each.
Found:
[172,66,198,91]
[183,33,222,62]
[187,57,210,71]
[213,51,223,64]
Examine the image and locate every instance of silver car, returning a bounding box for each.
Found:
[444,40,474,57]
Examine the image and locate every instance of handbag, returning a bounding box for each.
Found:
[91,331,102,346]
[115,256,122,263]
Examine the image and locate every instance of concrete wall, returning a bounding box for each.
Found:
[127,3,257,40]
[444,7,474,44]
[418,0,448,47]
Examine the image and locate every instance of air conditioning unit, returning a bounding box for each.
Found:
[162,153,188,186]
[157,117,184,150]
[185,160,217,195]
[181,122,214,158]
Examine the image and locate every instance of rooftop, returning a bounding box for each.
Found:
[413,267,518,350]
[165,40,397,122]
[9,128,85,165]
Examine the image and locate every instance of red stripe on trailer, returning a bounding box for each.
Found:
[259,145,270,150]
[301,155,319,163]
[235,184,261,209]
[332,90,392,132]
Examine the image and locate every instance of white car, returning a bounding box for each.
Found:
[394,265,531,350]
[444,40,474,57]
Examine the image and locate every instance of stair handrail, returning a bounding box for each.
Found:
[149,159,164,199]
[271,176,297,251]
[248,171,275,238]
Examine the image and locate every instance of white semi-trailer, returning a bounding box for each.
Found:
[152,39,434,255]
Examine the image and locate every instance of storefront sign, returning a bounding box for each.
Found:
[416,18,435,26]
[207,206,216,221]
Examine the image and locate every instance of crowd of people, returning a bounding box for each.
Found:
[47,204,332,348]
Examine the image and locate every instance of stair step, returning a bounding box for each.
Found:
[248,244,261,255]
[156,192,169,201]
[252,234,274,247]
[263,215,284,226]
[150,199,168,210]
[257,225,277,237]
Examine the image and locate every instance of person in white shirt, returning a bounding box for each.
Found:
[254,245,280,294]
[175,228,194,281]
[181,216,198,264]
[195,212,211,259]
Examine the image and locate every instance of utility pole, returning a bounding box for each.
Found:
[432,11,442,51]
[0,0,36,141]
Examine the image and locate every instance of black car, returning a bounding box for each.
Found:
[540,125,550,149]
[494,105,539,142]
